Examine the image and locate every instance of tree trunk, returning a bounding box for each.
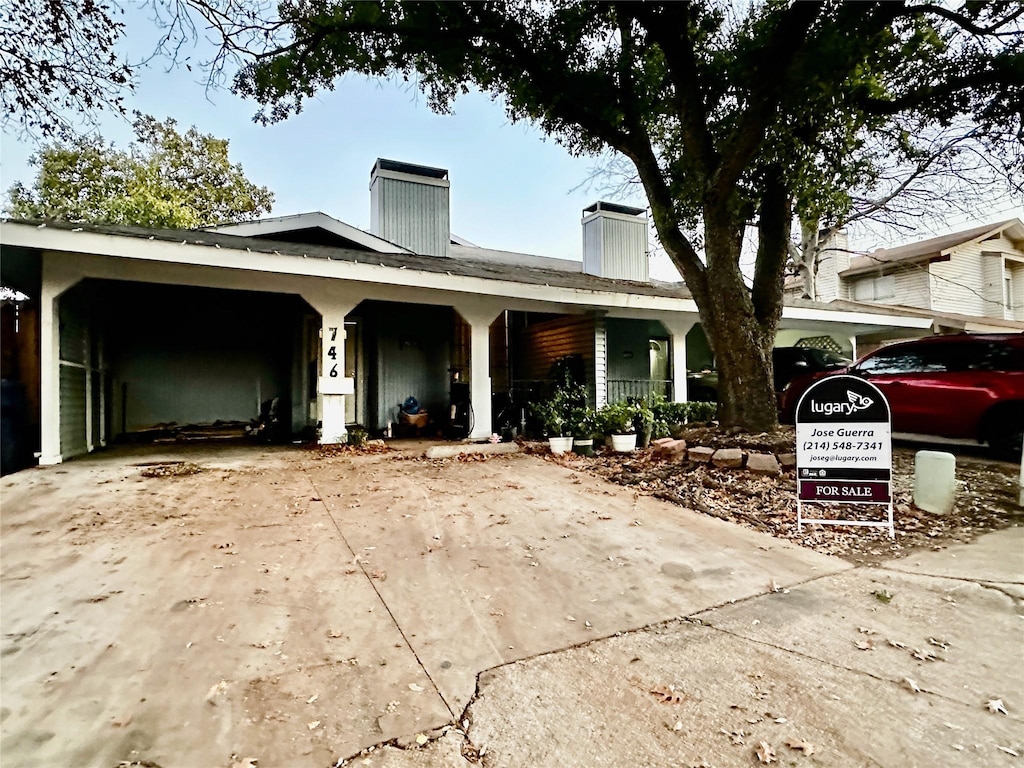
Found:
[678,218,782,434]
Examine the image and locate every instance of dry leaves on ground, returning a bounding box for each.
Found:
[755,740,777,764]
[542,428,1021,564]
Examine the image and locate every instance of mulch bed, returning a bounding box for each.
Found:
[538,428,1022,565]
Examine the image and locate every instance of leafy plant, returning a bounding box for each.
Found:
[597,401,636,435]
[530,380,588,438]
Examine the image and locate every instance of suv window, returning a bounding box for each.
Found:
[857,339,1024,375]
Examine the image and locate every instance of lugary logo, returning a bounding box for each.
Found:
[810,390,874,416]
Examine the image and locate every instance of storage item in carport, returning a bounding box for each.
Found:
[398,397,429,431]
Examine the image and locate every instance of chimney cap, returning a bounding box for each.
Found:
[372,158,448,180]
[583,201,646,217]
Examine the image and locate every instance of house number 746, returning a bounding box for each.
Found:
[325,327,339,377]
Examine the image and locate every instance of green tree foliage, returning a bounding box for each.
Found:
[210,0,1021,431]
[5,114,274,228]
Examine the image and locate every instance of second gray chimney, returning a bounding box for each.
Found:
[582,202,649,281]
[370,159,450,257]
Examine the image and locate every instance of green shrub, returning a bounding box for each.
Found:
[597,401,636,434]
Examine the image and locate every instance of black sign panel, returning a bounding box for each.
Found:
[795,375,892,504]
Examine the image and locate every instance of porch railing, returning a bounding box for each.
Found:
[605,379,673,403]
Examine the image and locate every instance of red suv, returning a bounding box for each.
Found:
[781,334,1024,457]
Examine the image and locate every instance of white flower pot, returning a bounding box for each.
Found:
[548,436,574,454]
[611,433,637,453]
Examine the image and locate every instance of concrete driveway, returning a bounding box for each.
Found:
[0,442,845,767]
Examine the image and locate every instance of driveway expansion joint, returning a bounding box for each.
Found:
[301,467,458,721]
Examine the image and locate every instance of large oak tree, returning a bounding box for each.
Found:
[210,0,1020,431]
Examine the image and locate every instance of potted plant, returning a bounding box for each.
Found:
[571,407,598,457]
[599,401,637,453]
[530,385,583,454]
[630,397,654,450]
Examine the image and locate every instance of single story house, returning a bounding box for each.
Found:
[0,158,935,466]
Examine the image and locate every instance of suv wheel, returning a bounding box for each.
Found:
[983,405,1024,460]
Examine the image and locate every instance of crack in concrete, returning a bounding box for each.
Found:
[300,468,458,723]
[878,565,1024,588]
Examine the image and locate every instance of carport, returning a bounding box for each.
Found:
[54,279,314,451]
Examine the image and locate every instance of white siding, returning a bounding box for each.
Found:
[848,268,929,309]
[599,216,648,281]
[581,209,648,282]
[1010,262,1024,322]
[370,170,450,257]
[814,230,850,302]
[929,244,1001,317]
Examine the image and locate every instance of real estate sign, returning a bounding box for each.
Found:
[794,375,894,537]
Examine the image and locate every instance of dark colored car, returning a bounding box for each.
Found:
[780,334,1024,456]
[687,346,851,403]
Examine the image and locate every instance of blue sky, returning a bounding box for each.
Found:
[1,7,671,271]
[2,8,1020,283]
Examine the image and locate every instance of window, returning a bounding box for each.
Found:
[853,275,895,301]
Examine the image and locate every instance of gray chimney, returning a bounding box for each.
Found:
[370,159,450,257]
[582,202,649,281]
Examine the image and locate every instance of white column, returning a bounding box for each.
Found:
[594,316,608,408]
[301,291,360,446]
[849,335,858,360]
[318,311,354,444]
[454,301,504,440]
[662,318,696,402]
[38,256,81,465]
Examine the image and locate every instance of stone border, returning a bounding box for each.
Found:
[650,437,794,476]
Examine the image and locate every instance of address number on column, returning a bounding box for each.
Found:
[320,326,354,395]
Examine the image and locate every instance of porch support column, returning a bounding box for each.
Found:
[301,291,360,445]
[453,301,504,440]
[39,255,83,465]
[661,317,697,403]
[849,335,858,361]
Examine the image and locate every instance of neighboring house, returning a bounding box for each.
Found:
[0,158,933,465]
[787,219,1024,332]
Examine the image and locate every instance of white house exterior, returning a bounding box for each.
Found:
[1,159,936,466]
[789,219,1024,331]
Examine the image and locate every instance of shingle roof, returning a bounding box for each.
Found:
[841,219,1023,277]
[11,218,694,300]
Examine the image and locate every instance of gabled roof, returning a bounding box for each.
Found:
[841,218,1024,277]
[205,212,412,254]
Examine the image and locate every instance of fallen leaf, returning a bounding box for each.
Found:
[111,713,132,728]
[911,648,939,662]
[785,737,815,756]
[566,615,576,622]
[986,698,1008,715]
[888,639,907,649]
[927,637,950,650]
[996,745,1019,757]
[307,720,320,730]
[230,758,259,768]
[857,627,876,635]
[903,677,921,693]
[755,741,777,764]
[306,694,318,704]
[650,685,685,704]
[409,683,425,692]
[327,629,344,639]
[855,639,875,651]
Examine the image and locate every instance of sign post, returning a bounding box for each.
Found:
[794,375,894,538]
